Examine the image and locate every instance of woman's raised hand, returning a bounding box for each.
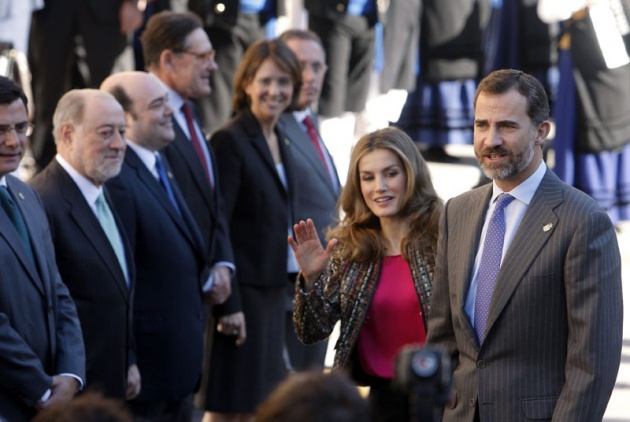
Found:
[288,219,337,287]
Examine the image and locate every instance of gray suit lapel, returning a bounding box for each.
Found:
[4,178,46,295]
[486,170,563,334]
[278,113,336,197]
[454,186,493,345]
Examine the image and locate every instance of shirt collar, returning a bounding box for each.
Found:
[163,83,186,114]
[491,160,547,205]
[126,139,158,175]
[55,154,102,206]
[292,109,312,124]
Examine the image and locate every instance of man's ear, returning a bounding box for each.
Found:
[534,120,551,147]
[59,122,75,147]
[160,50,176,72]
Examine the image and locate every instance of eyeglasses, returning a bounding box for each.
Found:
[178,49,216,62]
[0,122,34,138]
[301,61,327,75]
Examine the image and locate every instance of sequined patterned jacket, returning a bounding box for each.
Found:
[293,242,433,372]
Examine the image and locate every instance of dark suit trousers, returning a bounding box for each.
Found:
[308,14,375,117]
[129,395,193,422]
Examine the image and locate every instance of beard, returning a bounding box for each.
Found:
[476,141,534,181]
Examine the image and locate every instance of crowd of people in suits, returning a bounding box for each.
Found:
[0,1,627,422]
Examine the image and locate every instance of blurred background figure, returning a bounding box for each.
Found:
[0,0,43,54]
[395,0,490,164]
[255,371,369,422]
[28,0,143,173]
[289,127,442,422]
[277,28,340,373]
[203,38,301,422]
[188,0,285,134]
[539,0,630,225]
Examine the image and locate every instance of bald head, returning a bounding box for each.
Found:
[101,71,175,152]
[53,89,126,186]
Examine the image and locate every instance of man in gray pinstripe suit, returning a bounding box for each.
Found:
[426,69,623,422]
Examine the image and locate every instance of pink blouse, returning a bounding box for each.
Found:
[357,255,426,378]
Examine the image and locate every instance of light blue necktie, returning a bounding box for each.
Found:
[474,193,515,343]
[155,154,182,217]
[96,192,129,285]
[0,186,34,263]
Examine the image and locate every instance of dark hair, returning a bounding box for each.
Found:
[141,11,203,70]
[279,29,324,47]
[256,371,369,422]
[0,76,27,110]
[232,38,302,112]
[31,391,132,422]
[474,69,550,126]
[330,127,442,263]
[106,85,134,114]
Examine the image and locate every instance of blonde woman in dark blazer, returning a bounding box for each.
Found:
[289,127,442,422]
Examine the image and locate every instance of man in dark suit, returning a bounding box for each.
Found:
[30,89,140,401]
[277,29,340,371]
[426,69,623,421]
[141,11,234,308]
[101,71,210,421]
[28,0,143,172]
[0,77,85,421]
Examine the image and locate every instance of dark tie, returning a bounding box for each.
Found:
[181,102,213,189]
[0,186,34,262]
[155,154,182,217]
[474,193,515,343]
[303,115,330,174]
[95,192,129,285]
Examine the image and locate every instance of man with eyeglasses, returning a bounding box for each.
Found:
[276,29,340,372]
[0,75,85,421]
[141,11,234,316]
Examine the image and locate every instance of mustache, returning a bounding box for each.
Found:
[480,146,510,156]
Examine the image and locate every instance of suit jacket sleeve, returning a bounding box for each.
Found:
[553,208,622,419]
[210,128,242,316]
[293,250,343,344]
[51,270,86,379]
[0,314,52,405]
[425,199,459,361]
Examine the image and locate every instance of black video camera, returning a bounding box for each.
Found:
[394,346,452,422]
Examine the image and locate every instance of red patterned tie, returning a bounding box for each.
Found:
[181,102,213,189]
[303,115,329,173]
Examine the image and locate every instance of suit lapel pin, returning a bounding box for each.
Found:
[18,192,25,200]
[167,171,174,179]
[284,137,290,146]
[543,223,553,232]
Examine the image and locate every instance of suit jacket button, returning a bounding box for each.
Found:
[336,3,345,12]
[477,360,486,368]
[469,398,476,407]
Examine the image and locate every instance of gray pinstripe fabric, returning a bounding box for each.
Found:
[426,169,623,422]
